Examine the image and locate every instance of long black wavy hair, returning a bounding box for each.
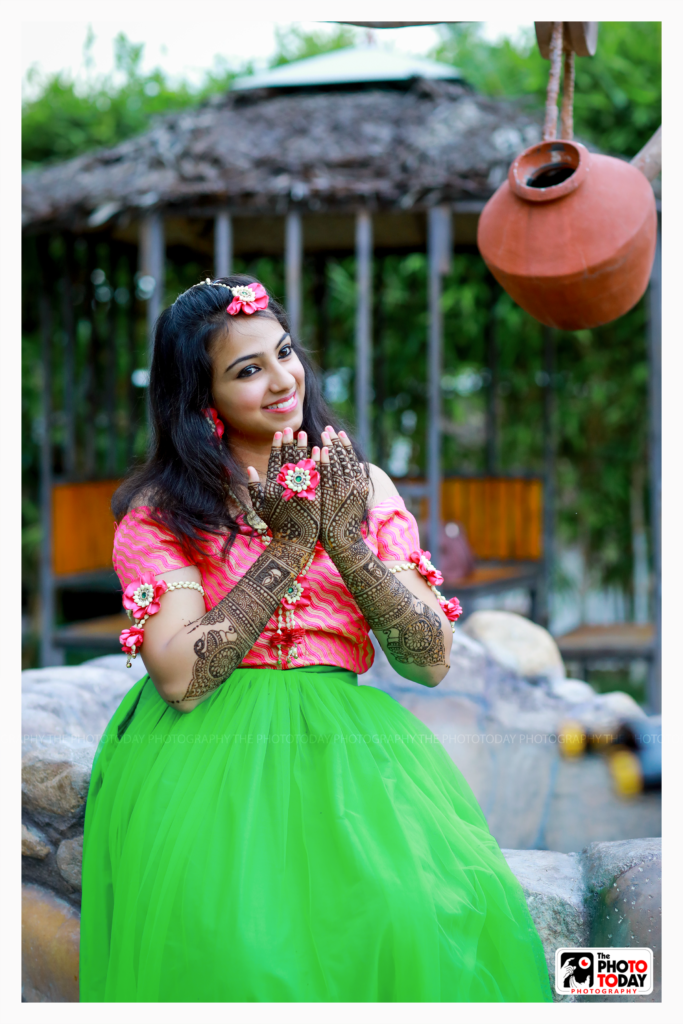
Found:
[112,274,365,558]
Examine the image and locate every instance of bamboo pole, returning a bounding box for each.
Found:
[355,211,373,458]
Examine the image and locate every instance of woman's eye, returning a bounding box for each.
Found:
[237,364,260,378]
[278,344,292,359]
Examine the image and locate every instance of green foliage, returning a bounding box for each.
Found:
[270,24,359,66]
[22,32,243,167]
[434,21,661,156]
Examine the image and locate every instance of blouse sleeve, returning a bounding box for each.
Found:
[365,496,421,561]
[113,506,195,589]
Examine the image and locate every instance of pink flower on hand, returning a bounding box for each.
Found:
[203,406,225,438]
[409,549,444,588]
[122,573,168,619]
[226,282,269,316]
[120,626,145,654]
[276,459,320,501]
[440,597,463,622]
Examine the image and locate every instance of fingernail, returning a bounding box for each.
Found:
[339,431,347,439]
[274,431,282,439]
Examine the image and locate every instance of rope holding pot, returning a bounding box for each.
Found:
[543,22,575,142]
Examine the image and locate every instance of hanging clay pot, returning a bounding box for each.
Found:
[477,139,657,331]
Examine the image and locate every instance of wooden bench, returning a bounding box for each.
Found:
[50,479,124,654]
[395,476,544,619]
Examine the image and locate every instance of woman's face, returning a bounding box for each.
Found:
[209,314,305,442]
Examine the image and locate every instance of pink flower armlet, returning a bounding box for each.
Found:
[119,576,206,667]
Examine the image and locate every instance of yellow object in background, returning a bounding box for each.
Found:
[608,748,643,797]
[558,720,587,759]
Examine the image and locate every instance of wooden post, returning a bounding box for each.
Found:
[139,212,165,362]
[214,211,233,278]
[83,236,98,478]
[36,237,61,666]
[427,206,451,557]
[647,219,661,714]
[105,245,118,476]
[540,326,556,629]
[485,276,499,475]
[285,211,302,339]
[60,234,77,478]
[355,211,373,457]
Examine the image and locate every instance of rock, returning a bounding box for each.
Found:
[582,837,662,894]
[462,610,566,682]
[56,836,83,890]
[22,823,51,860]
[22,664,136,739]
[22,883,80,1002]
[83,652,149,680]
[542,759,662,854]
[581,838,661,1003]
[503,848,588,1002]
[22,737,96,826]
[573,691,647,736]
[550,678,596,703]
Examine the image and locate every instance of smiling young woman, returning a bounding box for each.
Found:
[78,275,552,1003]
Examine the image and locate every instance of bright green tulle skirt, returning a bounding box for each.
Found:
[80,665,552,1002]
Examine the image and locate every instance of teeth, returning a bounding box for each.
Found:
[266,394,295,410]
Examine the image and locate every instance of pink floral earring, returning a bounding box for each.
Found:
[203,407,225,438]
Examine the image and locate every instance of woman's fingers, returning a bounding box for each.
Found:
[281,426,297,465]
[266,431,283,480]
[338,430,362,478]
[247,466,265,510]
[311,445,320,464]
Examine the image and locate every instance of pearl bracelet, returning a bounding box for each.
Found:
[165,581,205,596]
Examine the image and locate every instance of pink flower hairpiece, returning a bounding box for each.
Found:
[276,459,320,501]
[227,283,269,316]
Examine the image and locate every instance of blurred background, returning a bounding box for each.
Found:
[22,21,661,713]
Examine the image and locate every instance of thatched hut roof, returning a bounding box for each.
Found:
[22,79,543,233]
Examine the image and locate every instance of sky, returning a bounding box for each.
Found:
[22,20,530,97]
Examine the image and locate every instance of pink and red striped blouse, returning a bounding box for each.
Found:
[113,497,420,674]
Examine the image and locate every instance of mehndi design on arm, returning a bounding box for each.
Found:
[169,435,320,704]
[319,435,446,668]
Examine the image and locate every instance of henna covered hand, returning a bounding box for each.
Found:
[246,428,321,570]
[319,428,446,671]
[318,428,369,556]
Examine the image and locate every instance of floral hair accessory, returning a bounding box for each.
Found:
[440,597,463,622]
[226,282,269,316]
[123,573,168,619]
[203,406,225,438]
[276,459,320,501]
[409,549,444,589]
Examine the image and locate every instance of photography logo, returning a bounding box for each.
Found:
[555,948,653,996]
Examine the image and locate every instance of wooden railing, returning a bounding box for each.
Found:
[52,479,120,576]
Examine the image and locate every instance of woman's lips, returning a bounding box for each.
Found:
[263,391,298,413]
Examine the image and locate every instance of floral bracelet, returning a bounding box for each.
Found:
[388,549,463,631]
[119,573,205,667]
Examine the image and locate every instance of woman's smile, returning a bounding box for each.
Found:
[263,391,298,413]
